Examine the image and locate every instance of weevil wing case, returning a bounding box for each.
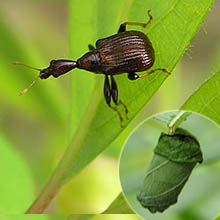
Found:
[96,31,155,74]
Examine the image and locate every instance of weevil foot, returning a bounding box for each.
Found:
[117,100,129,120]
[108,104,124,125]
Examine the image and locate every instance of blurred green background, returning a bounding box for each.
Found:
[0,0,220,218]
[120,112,220,220]
[0,214,141,220]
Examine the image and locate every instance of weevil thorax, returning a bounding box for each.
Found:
[77,52,101,73]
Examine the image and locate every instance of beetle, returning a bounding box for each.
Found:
[13,10,170,127]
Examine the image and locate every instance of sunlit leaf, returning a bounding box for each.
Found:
[103,193,134,214]
[182,71,220,125]
[213,214,220,220]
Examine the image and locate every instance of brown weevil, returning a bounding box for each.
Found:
[13,10,170,127]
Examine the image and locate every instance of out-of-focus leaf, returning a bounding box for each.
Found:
[68,214,141,220]
[182,71,220,125]
[137,128,203,213]
[68,215,94,220]
[103,192,134,214]
[0,134,34,213]
[0,13,67,126]
[213,214,220,220]
[1,215,69,220]
[86,214,141,220]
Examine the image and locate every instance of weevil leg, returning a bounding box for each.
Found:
[108,103,124,128]
[104,75,111,105]
[88,44,95,51]
[104,75,124,127]
[111,75,129,120]
[110,75,118,104]
[117,100,129,120]
[138,68,171,79]
[118,10,153,33]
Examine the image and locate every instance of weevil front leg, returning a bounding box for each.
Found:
[110,75,129,120]
[118,10,153,33]
[104,75,124,126]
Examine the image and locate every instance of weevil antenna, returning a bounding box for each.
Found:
[12,61,42,72]
[19,75,40,96]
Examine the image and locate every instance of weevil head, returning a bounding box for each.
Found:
[77,52,100,73]
[40,59,78,79]
[13,59,77,95]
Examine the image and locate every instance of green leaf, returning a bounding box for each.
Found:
[137,128,203,213]
[182,71,220,125]
[154,128,203,163]
[0,134,34,213]
[63,0,214,182]
[103,193,134,214]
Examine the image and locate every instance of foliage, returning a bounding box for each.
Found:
[0,0,219,218]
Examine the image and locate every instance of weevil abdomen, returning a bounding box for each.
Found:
[96,31,154,74]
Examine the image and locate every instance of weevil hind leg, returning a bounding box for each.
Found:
[110,75,129,120]
[117,100,129,120]
[138,68,171,79]
[118,10,153,33]
[108,103,124,128]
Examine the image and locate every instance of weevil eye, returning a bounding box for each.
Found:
[40,68,51,79]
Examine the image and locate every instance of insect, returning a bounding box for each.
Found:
[13,10,170,127]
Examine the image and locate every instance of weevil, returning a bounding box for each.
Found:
[13,10,170,127]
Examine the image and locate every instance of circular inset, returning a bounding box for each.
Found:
[119,111,220,220]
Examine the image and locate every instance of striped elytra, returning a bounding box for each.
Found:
[96,31,155,74]
[77,30,155,75]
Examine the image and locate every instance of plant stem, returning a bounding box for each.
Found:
[168,111,191,135]
[25,174,61,213]
[25,79,104,214]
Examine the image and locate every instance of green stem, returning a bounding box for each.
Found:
[25,175,61,213]
[168,111,191,135]
[25,79,104,213]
